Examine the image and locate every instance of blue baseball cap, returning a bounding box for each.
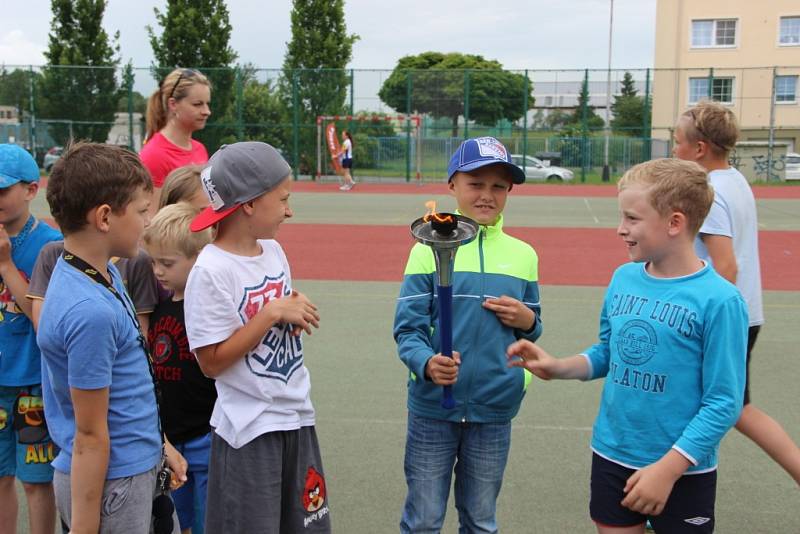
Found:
[0,144,40,189]
[447,136,525,184]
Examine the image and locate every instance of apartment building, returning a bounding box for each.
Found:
[652,0,800,153]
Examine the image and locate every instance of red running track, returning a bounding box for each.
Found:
[279,224,800,291]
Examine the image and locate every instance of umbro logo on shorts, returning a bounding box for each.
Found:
[684,516,711,525]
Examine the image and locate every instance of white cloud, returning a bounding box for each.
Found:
[0,30,46,67]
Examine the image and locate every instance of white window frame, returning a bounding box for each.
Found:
[779,16,800,46]
[689,77,735,105]
[691,19,738,48]
[775,75,798,104]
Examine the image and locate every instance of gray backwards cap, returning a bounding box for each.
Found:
[191,141,291,231]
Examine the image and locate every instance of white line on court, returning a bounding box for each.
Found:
[582,198,600,224]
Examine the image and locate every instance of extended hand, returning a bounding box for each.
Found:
[483,296,535,330]
[506,340,556,380]
[425,352,461,385]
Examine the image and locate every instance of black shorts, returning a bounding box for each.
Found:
[341,157,353,169]
[590,453,716,533]
[743,325,760,405]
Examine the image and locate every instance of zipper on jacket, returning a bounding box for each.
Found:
[462,227,486,423]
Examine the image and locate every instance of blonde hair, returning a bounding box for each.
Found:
[159,164,204,210]
[618,158,713,235]
[145,68,211,141]
[143,202,212,258]
[680,100,739,157]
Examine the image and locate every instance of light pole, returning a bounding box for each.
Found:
[602,0,614,182]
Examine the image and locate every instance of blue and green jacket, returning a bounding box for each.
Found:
[393,215,543,423]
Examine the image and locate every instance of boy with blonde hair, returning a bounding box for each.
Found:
[184,142,328,533]
[508,158,748,533]
[674,100,800,485]
[143,203,214,534]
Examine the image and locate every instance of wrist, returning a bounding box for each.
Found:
[0,259,15,275]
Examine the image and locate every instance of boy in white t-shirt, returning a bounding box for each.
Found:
[184,142,329,532]
[673,101,800,485]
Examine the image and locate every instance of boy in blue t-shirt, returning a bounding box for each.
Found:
[508,158,748,533]
[0,144,62,534]
[37,142,185,534]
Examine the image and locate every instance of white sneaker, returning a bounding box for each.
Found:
[339,184,348,191]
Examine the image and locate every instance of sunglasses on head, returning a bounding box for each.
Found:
[167,68,198,100]
[686,109,728,152]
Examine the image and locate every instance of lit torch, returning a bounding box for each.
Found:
[410,202,479,409]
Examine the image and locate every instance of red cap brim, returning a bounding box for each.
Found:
[190,204,241,232]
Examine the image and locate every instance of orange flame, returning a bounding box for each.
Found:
[422,200,454,224]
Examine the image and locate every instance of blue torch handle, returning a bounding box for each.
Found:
[437,285,456,409]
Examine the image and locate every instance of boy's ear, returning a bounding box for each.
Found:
[695,140,711,160]
[90,204,113,233]
[23,182,39,201]
[447,179,456,194]
[666,211,687,236]
[241,200,255,215]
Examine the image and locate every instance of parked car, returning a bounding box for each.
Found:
[43,146,63,173]
[510,154,574,182]
[785,152,800,181]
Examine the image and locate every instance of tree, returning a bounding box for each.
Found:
[568,76,604,131]
[379,52,533,137]
[148,0,238,152]
[38,0,120,145]
[0,68,42,117]
[281,0,358,172]
[610,71,646,136]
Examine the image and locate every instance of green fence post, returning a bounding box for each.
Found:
[292,70,299,179]
[349,69,354,116]
[28,66,36,161]
[581,69,589,183]
[235,66,244,140]
[406,70,413,182]
[127,71,134,150]
[643,68,651,160]
[522,70,529,174]
[463,69,470,139]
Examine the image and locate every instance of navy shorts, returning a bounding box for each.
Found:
[590,453,716,533]
[341,157,353,169]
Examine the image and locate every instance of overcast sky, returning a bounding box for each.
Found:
[3,0,656,71]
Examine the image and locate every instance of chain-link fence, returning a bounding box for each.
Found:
[1,65,798,182]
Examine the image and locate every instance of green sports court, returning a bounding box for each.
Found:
[19,181,800,533]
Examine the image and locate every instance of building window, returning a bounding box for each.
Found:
[776,75,798,103]
[689,77,734,104]
[691,19,737,48]
[780,17,800,45]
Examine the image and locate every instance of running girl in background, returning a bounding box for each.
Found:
[338,130,355,191]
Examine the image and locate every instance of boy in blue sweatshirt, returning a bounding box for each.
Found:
[394,137,542,533]
[508,158,747,533]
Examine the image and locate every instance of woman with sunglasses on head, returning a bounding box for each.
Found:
[141,68,212,213]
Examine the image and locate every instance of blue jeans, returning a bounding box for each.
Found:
[171,432,211,534]
[400,413,511,534]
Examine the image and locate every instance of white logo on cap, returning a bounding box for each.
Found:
[201,166,224,210]
[476,137,507,161]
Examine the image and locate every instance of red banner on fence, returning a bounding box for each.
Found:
[325,123,343,175]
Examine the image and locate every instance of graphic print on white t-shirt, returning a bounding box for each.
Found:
[238,274,304,383]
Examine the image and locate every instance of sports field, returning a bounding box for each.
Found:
[19,181,800,533]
